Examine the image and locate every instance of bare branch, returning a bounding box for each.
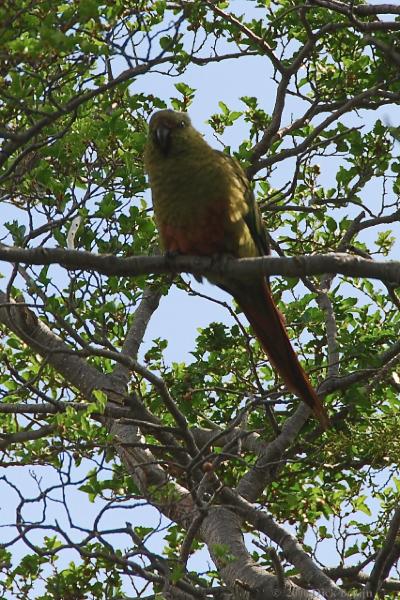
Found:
[221,488,350,600]
[308,0,400,30]
[0,247,400,283]
[112,284,163,384]
[200,506,320,600]
[0,425,56,449]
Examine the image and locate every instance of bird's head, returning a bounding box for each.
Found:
[147,110,193,156]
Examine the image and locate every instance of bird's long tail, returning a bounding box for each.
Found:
[232,279,330,429]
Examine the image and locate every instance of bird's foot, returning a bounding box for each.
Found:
[208,253,235,280]
[163,249,181,273]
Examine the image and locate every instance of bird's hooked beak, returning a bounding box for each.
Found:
[153,123,171,155]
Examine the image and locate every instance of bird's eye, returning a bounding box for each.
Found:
[178,120,186,128]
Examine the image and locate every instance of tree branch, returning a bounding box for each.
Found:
[361,505,400,599]
[199,506,320,600]
[112,284,164,384]
[0,291,113,399]
[1,247,400,283]
[221,489,350,600]
[308,0,400,30]
[0,425,56,450]
[0,55,173,171]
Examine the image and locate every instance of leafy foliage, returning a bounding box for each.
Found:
[1,1,400,599]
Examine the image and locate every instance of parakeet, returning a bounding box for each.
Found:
[144,109,329,429]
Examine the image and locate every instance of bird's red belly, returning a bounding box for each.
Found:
[159,203,228,256]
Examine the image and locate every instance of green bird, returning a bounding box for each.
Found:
[144,109,329,429]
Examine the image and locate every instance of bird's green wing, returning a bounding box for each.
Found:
[217,151,270,257]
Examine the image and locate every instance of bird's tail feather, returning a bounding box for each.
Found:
[233,280,330,429]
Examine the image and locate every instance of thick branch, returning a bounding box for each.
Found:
[200,506,319,600]
[308,0,400,19]
[0,291,112,399]
[236,404,311,501]
[220,489,350,600]
[1,247,400,283]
